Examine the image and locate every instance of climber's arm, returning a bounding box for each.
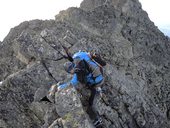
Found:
[70,74,79,87]
[57,74,78,90]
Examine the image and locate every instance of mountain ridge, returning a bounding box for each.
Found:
[0,0,170,127]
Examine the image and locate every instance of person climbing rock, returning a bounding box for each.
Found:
[53,50,106,127]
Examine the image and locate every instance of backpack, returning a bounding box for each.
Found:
[74,59,91,84]
[90,52,106,67]
[90,52,106,75]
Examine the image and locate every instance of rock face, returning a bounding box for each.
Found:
[0,0,170,127]
[54,87,94,128]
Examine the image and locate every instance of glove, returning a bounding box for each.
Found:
[57,83,63,92]
[57,86,62,92]
[57,82,71,91]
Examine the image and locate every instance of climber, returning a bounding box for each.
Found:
[52,50,105,127]
[58,51,105,89]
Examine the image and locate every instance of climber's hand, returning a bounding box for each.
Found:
[56,82,63,92]
[57,82,72,92]
[57,86,62,92]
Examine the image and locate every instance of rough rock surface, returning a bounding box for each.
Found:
[54,87,94,128]
[0,0,170,128]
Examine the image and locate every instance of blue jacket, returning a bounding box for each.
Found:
[58,51,103,89]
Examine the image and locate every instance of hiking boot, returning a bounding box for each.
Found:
[93,117,103,127]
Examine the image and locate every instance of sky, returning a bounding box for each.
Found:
[0,0,170,41]
[139,0,170,37]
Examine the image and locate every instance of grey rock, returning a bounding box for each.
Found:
[48,118,63,128]
[0,0,170,128]
[55,87,94,128]
[0,119,8,128]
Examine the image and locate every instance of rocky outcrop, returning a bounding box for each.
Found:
[0,0,170,128]
[54,87,94,128]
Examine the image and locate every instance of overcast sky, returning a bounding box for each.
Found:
[0,0,170,41]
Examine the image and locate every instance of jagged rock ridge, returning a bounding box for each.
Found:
[0,0,170,128]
